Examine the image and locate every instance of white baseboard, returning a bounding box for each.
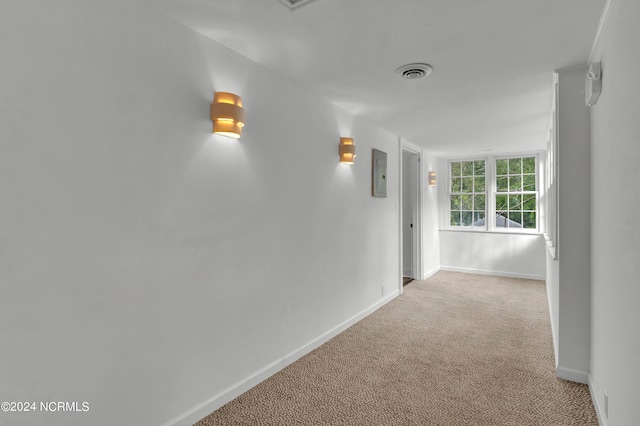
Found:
[163,290,401,426]
[588,374,608,426]
[439,265,545,281]
[556,366,589,384]
[423,266,440,280]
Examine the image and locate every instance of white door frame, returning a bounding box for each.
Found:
[398,139,423,293]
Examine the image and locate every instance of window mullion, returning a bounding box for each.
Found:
[487,156,495,231]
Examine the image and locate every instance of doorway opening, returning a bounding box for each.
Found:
[401,147,422,287]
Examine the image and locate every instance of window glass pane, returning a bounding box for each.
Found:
[450,156,540,231]
[496,194,508,211]
[496,176,508,192]
[509,194,522,210]
[461,211,473,226]
[462,177,473,192]
[449,158,486,228]
[450,211,461,226]
[499,156,537,231]
[509,158,522,174]
[496,212,508,228]
[449,160,484,226]
[509,212,523,228]
[462,161,474,176]
[450,195,461,210]
[522,194,536,211]
[461,195,473,210]
[509,175,522,192]
[523,157,536,174]
[451,177,461,192]
[473,211,485,226]
[523,174,536,191]
[496,159,508,175]
[523,212,536,229]
[474,161,485,176]
[451,162,461,177]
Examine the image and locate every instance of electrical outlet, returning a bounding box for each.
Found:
[604,390,608,418]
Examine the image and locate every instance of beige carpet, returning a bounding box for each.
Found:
[196,271,598,425]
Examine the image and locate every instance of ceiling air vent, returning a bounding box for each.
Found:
[278,0,319,10]
[396,63,433,80]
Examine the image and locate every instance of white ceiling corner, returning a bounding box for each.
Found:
[143,0,606,155]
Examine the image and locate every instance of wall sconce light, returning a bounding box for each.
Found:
[339,137,356,164]
[210,92,245,139]
[428,171,437,186]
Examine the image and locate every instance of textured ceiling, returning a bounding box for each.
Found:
[141,0,605,155]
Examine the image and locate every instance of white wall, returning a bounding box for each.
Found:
[422,153,441,278]
[549,66,592,383]
[589,0,640,423]
[545,242,560,366]
[0,1,400,425]
[439,231,546,280]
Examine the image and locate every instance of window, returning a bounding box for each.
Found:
[449,160,485,227]
[495,156,537,229]
[447,154,539,232]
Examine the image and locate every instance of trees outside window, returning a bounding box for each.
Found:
[495,156,537,229]
[449,160,485,227]
[448,155,538,232]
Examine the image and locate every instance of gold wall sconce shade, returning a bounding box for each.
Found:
[339,137,356,164]
[210,92,245,139]
[428,171,437,186]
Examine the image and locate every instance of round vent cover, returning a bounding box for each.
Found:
[396,63,433,80]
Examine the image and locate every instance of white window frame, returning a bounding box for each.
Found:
[447,158,488,229]
[446,152,542,234]
[492,154,539,232]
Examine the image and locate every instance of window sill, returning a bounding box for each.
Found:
[440,228,543,237]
